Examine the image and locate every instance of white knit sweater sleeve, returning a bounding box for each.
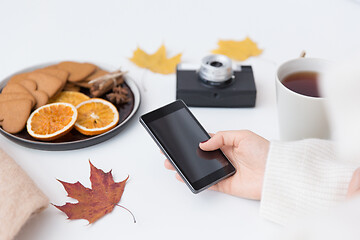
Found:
[260,139,358,226]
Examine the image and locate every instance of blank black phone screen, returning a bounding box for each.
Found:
[147,108,228,183]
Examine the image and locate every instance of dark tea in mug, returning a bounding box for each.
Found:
[282,71,321,97]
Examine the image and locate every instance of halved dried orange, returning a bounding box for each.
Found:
[75,98,119,136]
[27,103,78,141]
[49,91,90,107]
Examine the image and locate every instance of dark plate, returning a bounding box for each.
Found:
[0,62,141,151]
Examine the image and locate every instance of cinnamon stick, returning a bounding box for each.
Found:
[90,76,124,97]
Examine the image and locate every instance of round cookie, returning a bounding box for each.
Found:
[57,61,96,82]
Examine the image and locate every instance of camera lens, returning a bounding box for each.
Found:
[210,61,223,68]
[199,55,233,85]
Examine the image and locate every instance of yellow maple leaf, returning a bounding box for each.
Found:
[129,45,182,74]
[211,37,263,61]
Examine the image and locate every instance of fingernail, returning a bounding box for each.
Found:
[200,140,208,144]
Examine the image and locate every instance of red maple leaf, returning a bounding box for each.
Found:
[53,160,135,224]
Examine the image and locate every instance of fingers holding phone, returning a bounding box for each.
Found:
[163,158,174,170]
[161,129,270,200]
[162,154,184,183]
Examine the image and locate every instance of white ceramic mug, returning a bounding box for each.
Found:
[276,58,331,141]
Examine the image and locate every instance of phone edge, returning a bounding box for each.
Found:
[139,116,199,194]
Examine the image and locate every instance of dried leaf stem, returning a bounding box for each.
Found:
[116,204,136,223]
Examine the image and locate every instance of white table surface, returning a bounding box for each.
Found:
[0,0,360,239]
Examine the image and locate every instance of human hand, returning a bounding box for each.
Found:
[347,168,360,197]
[163,130,269,200]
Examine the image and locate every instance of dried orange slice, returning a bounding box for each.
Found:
[75,98,119,136]
[27,103,78,141]
[49,91,90,107]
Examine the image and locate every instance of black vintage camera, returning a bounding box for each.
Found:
[176,55,256,108]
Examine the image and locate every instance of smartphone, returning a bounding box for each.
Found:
[140,100,236,193]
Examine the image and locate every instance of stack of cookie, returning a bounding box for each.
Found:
[0,61,108,134]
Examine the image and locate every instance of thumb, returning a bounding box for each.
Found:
[199,130,244,151]
[347,168,360,198]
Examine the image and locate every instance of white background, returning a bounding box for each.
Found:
[0,0,360,239]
